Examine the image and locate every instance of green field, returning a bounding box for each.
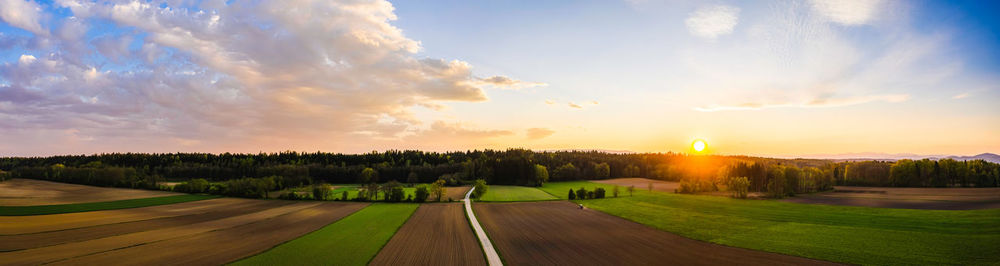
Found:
[231,203,419,266]
[539,181,627,199]
[0,194,218,216]
[557,181,1000,265]
[477,185,558,202]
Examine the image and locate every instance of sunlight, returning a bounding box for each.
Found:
[692,139,707,153]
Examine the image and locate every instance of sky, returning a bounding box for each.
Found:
[0,0,998,157]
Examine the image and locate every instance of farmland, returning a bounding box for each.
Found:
[472,201,834,265]
[232,204,418,266]
[477,185,558,201]
[370,203,486,266]
[575,183,1000,265]
[783,186,1000,210]
[0,194,218,216]
[0,178,181,205]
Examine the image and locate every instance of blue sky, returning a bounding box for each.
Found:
[0,0,997,156]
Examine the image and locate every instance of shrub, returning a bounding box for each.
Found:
[431,179,446,201]
[414,185,430,202]
[575,187,588,199]
[388,186,405,202]
[568,188,576,200]
[472,179,488,199]
[594,187,606,199]
[587,191,595,199]
[342,191,349,201]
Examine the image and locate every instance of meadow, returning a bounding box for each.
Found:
[232,204,418,266]
[476,185,558,202]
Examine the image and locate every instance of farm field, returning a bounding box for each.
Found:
[0,194,218,216]
[593,177,680,193]
[477,185,557,201]
[472,201,834,265]
[783,186,1000,210]
[0,180,368,266]
[575,182,1000,265]
[271,185,471,202]
[232,203,418,266]
[370,203,486,266]
[0,178,180,206]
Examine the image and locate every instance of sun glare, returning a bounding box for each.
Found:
[692,139,707,152]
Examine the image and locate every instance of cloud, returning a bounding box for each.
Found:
[526,128,555,140]
[685,5,740,39]
[809,0,883,25]
[544,99,556,105]
[568,102,583,109]
[590,100,599,105]
[695,94,910,112]
[0,0,537,154]
[0,0,46,35]
[476,75,547,90]
[952,92,970,99]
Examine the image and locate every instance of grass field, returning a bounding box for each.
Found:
[0,194,218,216]
[560,181,1000,265]
[231,203,419,266]
[539,181,625,199]
[477,185,558,202]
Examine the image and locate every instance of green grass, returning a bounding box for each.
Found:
[0,194,218,216]
[476,185,558,202]
[555,181,1000,265]
[231,203,419,266]
[539,181,627,199]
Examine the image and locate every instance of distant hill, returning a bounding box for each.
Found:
[945,153,1000,163]
[784,152,1000,163]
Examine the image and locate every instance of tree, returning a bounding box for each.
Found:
[414,185,430,202]
[553,163,580,181]
[767,166,787,198]
[431,179,446,201]
[472,179,488,199]
[533,164,549,186]
[312,183,333,200]
[568,188,576,200]
[576,187,588,199]
[406,172,419,187]
[359,167,378,184]
[594,187,606,198]
[729,176,749,199]
[342,190,349,201]
[383,180,403,202]
[612,186,620,197]
[593,162,610,179]
[628,185,635,196]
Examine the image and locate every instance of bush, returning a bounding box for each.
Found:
[677,178,718,194]
[388,186,405,202]
[594,188,606,199]
[587,191,595,199]
[431,179,446,202]
[568,188,576,200]
[342,191,349,201]
[575,187,588,199]
[472,179,488,199]
[414,185,430,202]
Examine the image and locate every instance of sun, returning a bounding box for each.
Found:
[692,139,707,152]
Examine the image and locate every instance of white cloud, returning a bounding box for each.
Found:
[685,5,740,39]
[568,102,583,109]
[0,0,535,153]
[0,0,46,35]
[952,92,970,99]
[695,94,910,112]
[809,0,882,25]
[476,75,547,90]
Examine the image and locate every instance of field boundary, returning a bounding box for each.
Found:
[0,194,219,216]
[464,187,503,266]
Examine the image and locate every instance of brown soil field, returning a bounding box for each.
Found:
[442,186,472,201]
[783,186,1000,210]
[593,178,680,193]
[51,202,368,265]
[370,203,486,266]
[0,202,323,265]
[473,201,838,266]
[0,197,248,235]
[0,199,291,251]
[0,179,180,206]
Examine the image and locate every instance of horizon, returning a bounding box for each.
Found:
[1,0,999,156]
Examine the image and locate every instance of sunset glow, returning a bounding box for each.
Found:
[693,140,707,153]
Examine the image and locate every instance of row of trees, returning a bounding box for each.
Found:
[832,159,1000,187]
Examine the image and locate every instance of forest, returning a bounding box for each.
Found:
[1,150,997,198]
